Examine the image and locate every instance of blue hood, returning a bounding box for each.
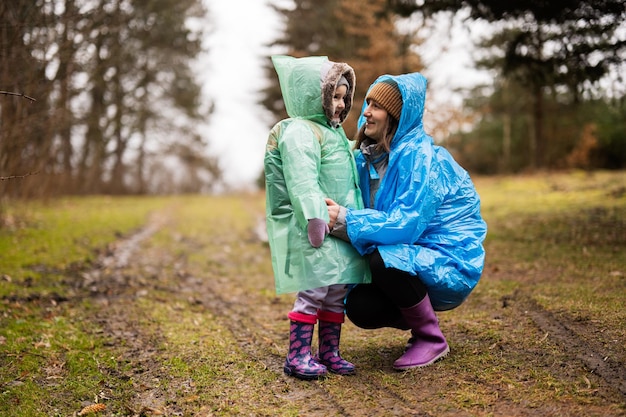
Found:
[358,72,430,149]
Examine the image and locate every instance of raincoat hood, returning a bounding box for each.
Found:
[358,72,428,147]
[272,55,356,125]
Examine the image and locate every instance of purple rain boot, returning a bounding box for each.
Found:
[393,295,450,371]
[315,310,356,375]
[284,312,327,380]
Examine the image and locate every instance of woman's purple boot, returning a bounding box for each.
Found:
[284,312,327,380]
[315,310,356,375]
[393,295,449,370]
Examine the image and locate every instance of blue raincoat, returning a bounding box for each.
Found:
[265,55,370,294]
[346,73,487,310]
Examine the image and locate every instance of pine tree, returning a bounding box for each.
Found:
[391,0,626,169]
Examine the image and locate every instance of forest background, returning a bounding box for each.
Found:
[1,0,625,199]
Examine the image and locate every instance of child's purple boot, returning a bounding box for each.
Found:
[315,310,355,375]
[284,312,327,380]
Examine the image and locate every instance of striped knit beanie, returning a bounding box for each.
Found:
[366,79,402,121]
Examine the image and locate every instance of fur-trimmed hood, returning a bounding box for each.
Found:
[272,55,355,126]
[320,60,355,125]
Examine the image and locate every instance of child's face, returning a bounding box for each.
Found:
[330,85,348,125]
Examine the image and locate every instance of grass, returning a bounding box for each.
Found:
[0,196,171,294]
[475,171,626,353]
[0,171,625,416]
[131,195,300,415]
[0,196,172,416]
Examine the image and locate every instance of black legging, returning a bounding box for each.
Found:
[346,250,427,329]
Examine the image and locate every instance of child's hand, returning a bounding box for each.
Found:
[307,218,329,248]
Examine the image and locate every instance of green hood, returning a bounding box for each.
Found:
[271,55,355,125]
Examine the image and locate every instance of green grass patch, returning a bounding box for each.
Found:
[464,170,625,338]
[0,196,171,294]
[0,196,172,416]
[133,195,301,416]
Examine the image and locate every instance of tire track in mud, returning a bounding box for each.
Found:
[80,210,368,415]
[182,227,435,416]
[348,378,433,417]
[183,271,432,417]
[512,294,626,400]
[78,208,625,414]
[176,214,434,415]
[181,273,350,416]
[88,207,346,415]
[76,212,190,415]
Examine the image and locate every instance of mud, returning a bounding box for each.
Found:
[521,298,626,398]
[68,210,625,416]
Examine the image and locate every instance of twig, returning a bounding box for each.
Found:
[0,90,36,102]
[0,171,40,181]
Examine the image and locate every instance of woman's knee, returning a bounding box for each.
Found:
[345,285,401,329]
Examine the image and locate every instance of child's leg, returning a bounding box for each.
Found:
[292,287,329,316]
[316,284,356,375]
[318,284,347,314]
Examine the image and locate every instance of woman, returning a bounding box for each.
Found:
[326,73,487,370]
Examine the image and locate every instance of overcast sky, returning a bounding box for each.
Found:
[197,0,280,190]
[199,1,491,190]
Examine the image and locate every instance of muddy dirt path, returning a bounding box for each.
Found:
[76,205,625,416]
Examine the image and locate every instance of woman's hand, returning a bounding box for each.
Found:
[325,198,340,229]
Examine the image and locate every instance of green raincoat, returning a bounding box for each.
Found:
[265,55,371,294]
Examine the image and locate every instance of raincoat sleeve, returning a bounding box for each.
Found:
[346,140,445,255]
[279,121,329,229]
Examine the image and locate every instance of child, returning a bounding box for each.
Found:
[264,55,370,380]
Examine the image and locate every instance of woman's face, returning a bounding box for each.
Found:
[331,85,348,125]
[363,99,388,142]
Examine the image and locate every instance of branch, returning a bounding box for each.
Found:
[0,171,40,181]
[0,91,36,102]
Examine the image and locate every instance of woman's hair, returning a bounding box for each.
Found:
[354,114,399,152]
